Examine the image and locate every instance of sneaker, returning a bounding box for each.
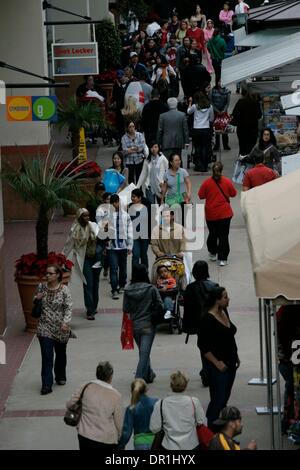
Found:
[208,253,217,261]
[118,287,125,294]
[87,314,95,320]
[112,291,119,300]
[103,269,109,278]
[92,261,102,269]
[164,310,173,320]
[56,380,66,386]
[219,260,228,266]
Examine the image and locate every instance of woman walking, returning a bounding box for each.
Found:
[119,379,158,450]
[121,121,146,184]
[66,361,123,450]
[104,151,128,194]
[36,264,72,395]
[129,188,150,271]
[198,287,240,430]
[207,28,226,85]
[198,162,237,266]
[161,153,191,207]
[123,264,163,383]
[248,127,281,174]
[187,91,214,172]
[150,370,206,450]
[203,20,214,74]
[137,142,168,204]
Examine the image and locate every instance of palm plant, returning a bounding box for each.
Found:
[1,150,89,260]
[57,96,106,160]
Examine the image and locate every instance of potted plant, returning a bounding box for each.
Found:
[1,151,89,332]
[57,96,106,160]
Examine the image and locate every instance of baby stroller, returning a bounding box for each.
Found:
[151,256,186,334]
[187,128,217,170]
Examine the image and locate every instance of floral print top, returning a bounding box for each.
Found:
[36,283,72,343]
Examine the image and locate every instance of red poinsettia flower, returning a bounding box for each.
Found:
[15,252,74,278]
[55,161,102,179]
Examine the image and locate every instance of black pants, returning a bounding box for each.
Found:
[192,128,211,171]
[237,128,258,156]
[126,162,144,185]
[214,133,229,149]
[78,434,118,450]
[212,59,222,85]
[206,217,232,261]
[38,337,67,389]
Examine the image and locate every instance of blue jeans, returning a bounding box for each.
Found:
[132,239,149,270]
[163,296,174,312]
[38,336,67,389]
[108,249,127,293]
[83,257,101,315]
[133,327,156,382]
[204,358,237,430]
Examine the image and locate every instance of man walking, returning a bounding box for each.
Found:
[242,149,278,191]
[157,97,189,159]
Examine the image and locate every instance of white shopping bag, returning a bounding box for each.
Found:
[232,160,252,185]
[146,22,161,37]
[183,252,193,285]
[118,183,136,208]
[124,82,145,111]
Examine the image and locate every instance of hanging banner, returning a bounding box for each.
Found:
[52,42,99,76]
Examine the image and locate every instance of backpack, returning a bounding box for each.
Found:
[182,281,210,336]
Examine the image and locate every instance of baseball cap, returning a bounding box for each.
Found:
[130,52,138,58]
[116,69,124,78]
[213,406,241,427]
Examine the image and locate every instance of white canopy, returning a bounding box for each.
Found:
[241,168,300,300]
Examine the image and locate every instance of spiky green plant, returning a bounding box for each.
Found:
[1,150,89,259]
[57,96,106,160]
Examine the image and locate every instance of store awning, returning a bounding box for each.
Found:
[241,168,300,300]
[221,31,300,85]
[234,26,300,47]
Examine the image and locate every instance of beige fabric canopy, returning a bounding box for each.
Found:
[241,168,300,300]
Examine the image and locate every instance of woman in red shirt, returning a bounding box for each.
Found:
[198,162,237,266]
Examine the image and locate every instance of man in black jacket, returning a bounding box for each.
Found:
[141,89,169,147]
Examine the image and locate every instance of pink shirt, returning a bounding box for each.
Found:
[219,9,234,24]
[204,28,214,44]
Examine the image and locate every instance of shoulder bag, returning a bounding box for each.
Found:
[31,283,44,318]
[212,178,230,203]
[64,382,92,427]
[151,399,165,450]
[165,172,184,207]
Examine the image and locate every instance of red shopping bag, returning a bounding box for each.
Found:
[213,112,232,132]
[120,313,134,350]
[196,424,215,450]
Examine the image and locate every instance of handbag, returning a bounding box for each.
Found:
[165,173,184,207]
[120,312,134,350]
[191,398,214,450]
[31,298,43,318]
[64,382,91,427]
[151,399,165,450]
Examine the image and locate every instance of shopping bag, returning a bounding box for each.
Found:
[213,112,232,132]
[196,424,215,450]
[118,182,136,208]
[103,169,126,194]
[232,160,252,185]
[120,313,134,350]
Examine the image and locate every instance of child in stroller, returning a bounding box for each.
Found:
[151,256,185,334]
[156,265,177,320]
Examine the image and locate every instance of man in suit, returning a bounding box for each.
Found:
[157,97,189,159]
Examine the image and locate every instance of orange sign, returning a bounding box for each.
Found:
[7,96,32,121]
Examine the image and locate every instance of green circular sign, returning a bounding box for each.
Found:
[33,97,56,120]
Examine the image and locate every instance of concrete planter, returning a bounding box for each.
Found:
[15,271,71,333]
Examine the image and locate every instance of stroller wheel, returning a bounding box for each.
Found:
[169,319,176,334]
[177,316,183,335]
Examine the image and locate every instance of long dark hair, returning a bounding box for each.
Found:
[258,127,277,149]
[194,91,210,110]
[212,161,223,181]
[112,151,124,171]
[148,141,162,162]
[205,287,226,310]
[131,264,150,284]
